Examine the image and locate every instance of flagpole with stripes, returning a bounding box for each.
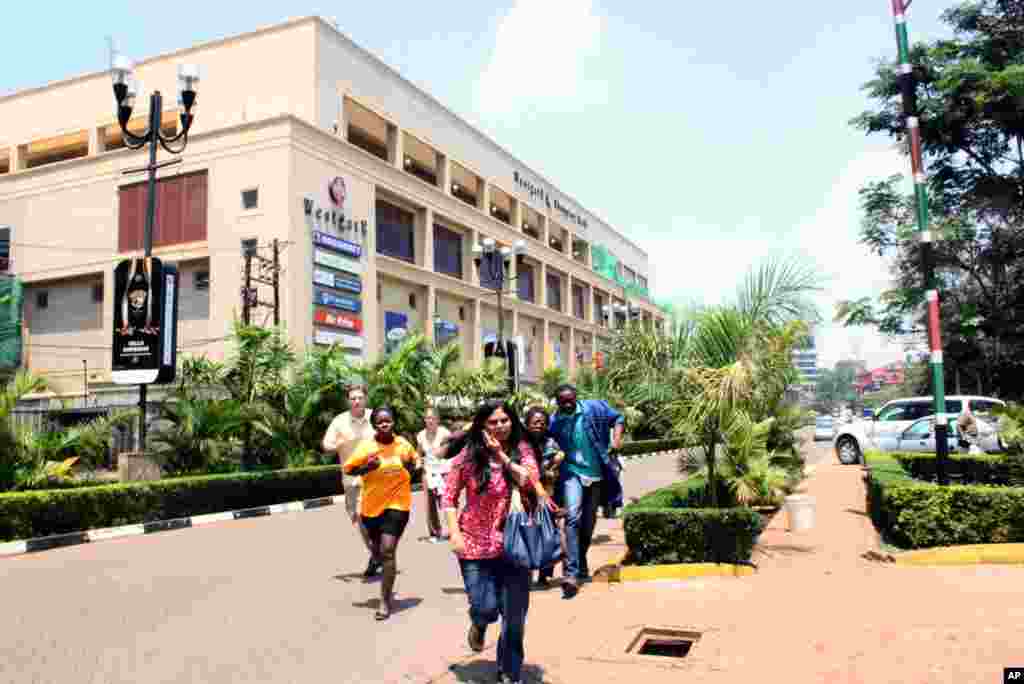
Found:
[890,0,950,485]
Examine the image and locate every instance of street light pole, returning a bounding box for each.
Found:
[888,0,950,485]
[82,360,88,406]
[110,56,200,455]
[474,238,527,391]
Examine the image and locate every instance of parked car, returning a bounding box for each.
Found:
[814,415,835,441]
[874,414,1003,455]
[832,395,1005,465]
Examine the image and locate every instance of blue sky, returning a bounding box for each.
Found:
[2,1,952,369]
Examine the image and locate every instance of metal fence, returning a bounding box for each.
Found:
[10,404,148,465]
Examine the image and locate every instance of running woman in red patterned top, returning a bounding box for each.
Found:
[443,400,539,684]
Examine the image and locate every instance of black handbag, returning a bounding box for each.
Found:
[503,489,562,571]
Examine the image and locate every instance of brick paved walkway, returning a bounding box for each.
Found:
[433,444,1024,684]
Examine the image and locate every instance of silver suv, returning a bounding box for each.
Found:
[832,395,1005,465]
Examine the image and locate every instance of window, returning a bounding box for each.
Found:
[546,272,562,312]
[119,170,208,252]
[878,403,909,422]
[944,400,963,414]
[0,227,10,272]
[409,293,417,309]
[433,224,463,279]
[376,200,415,262]
[241,188,259,210]
[572,283,586,319]
[595,293,607,325]
[517,263,535,302]
[639,275,648,290]
[348,125,389,161]
[904,419,933,439]
[971,400,999,415]
[36,291,48,309]
[92,283,103,302]
[195,271,210,291]
[241,238,258,256]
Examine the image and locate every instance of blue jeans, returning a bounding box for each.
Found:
[557,474,600,580]
[459,557,531,680]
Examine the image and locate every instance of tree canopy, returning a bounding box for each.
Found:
[837,0,1024,401]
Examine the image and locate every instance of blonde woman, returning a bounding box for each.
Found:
[417,407,451,542]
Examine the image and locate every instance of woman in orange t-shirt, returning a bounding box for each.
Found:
[343,406,419,620]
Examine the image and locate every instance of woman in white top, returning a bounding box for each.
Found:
[417,406,452,542]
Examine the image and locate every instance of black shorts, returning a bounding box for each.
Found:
[361,509,410,540]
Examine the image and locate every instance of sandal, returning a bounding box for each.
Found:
[467,623,485,652]
[374,601,391,621]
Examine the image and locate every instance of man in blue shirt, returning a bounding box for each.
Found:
[548,384,625,599]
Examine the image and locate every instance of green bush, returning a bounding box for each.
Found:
[613,437,690,457]
[623,476,758,564]
[0,465,342,542]
[893,452,1014,485]
[865,450,1024,549]
[624,508,762,565]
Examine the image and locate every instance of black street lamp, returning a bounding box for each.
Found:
[110,55,200,453]
[473,237,527,387]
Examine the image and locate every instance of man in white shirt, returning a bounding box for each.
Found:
[323,385,379,576]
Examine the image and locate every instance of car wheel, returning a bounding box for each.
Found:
[836,437,861,465]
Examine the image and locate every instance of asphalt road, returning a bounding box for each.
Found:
[1,451,690,684]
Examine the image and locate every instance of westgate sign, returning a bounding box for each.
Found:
[303,197,368,243]
[513,171,589,231]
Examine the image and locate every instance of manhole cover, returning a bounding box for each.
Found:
[626,627,701,660]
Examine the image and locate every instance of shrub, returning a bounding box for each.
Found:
[0,465,342,542]
[865,450,1024,549]
[623,476,758,564]
[624,508,763,565]
[893,452,1015,485]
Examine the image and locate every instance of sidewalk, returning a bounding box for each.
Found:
[431,448,1024,684]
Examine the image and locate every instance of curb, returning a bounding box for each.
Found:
[593,551,757,583]
[889,543,1024,567]
[0,494,346,559]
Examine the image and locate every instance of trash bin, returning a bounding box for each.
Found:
[784,494,815,532]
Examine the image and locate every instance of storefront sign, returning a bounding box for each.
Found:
[314,307,362,333]
[313,231,361,258]
[434,319,459,347]
[314,327,365,350]
[111,257,178,385]
[513,171,588,230]
[314,288,361,313]
[313,268,361,294]
[314,248,364,275]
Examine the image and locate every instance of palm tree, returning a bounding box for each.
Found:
[667,256,821,507]
[148,397,246,474]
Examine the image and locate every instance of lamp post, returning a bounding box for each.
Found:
[82,360,88,407]
[473,238,527,389]
[110,55,200,454]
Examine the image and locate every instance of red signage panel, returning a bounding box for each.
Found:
[314,307,362,333]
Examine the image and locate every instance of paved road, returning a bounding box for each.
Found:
[1,451,685,684]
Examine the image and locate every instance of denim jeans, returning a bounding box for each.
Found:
[459,557,531,681]
[557,474,600,580]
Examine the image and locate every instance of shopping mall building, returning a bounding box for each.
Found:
[0,16,663,401]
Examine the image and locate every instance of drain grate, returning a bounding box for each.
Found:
[626,627,701,660]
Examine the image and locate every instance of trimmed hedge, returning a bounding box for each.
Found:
[865,451,1024,549]
[623,476,760,565]
[893,452,1017,485]
[612,437,689,457]
[0,466,342,542]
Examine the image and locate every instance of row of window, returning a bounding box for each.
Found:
[375,199,628,325]
[32,271,210,310]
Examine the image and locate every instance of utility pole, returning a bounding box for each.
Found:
[889,0,950,485]
[272,239,280,326]
[242,244,254,326]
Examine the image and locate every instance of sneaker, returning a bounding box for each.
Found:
[468,623,486,652]
[561,581,579,600]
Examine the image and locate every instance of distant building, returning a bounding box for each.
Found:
[792,327,819,385]
[854,361,905,395]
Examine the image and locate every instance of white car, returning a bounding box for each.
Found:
[814,415,835,441]
[832,395,1005,465]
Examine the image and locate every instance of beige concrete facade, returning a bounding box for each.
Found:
[0,16,663,397]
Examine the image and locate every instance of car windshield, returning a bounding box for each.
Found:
[816,417,832,426]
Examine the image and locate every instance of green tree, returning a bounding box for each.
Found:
[838,0,1024,400]
[815,367,857,411]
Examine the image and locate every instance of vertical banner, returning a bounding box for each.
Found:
[112,257,178,385]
